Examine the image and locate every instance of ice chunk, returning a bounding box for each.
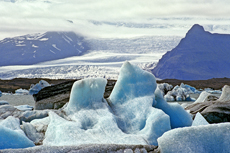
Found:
[157,83,173,96]
[46,77,148,146]
[29,80,50,95]
[30,117,50,133]
[15,88,29,95]
[0,91,2,97]
[204,88,222,94]
[192,112,209,126]
[0,116,35,149]
[164,83,199,102]
[0,100,9,106]
[14,105,33,111]
[154,88,193,129]
[218,85,230,102]
[109,61,157,105]
[22,121,44,145]
[158,123,230,153]
[110,96,171,146]
[64,78,107,114]
[109,62,170,145]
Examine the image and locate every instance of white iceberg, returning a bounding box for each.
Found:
[192,112,209,126]
[14,105,34,111]
[164,83,199,101]
[44,62,172,146]
[157,83,173,96]
[0,116,35,149]
[15,88,29,95]
[154,88,192,129]
[0,100,9,106]
[158,123,230,153]
[29,80,50,95]
[109,62,171,145]
[204,88,222,94]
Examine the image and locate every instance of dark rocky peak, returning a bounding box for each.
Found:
[185,24,208,38]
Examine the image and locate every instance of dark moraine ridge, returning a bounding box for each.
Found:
[1,77,230,93]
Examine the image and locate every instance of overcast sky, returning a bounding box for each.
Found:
[0,0,230,39]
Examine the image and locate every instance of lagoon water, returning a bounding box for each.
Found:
[0,95,35,107]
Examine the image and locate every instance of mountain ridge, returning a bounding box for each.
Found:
[152,24,230,80]
[0,31,89,66]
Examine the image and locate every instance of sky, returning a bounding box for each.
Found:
[0,0,230,40]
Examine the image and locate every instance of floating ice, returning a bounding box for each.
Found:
[194,91,219,103]
[158,123,230,153]
[44,62,172,146]
[45,77,148,145]
[217,85,230,102]
[0,100,9,106]
[0,116,35,149]
[154,88,192,129]
[192,112,209,126]
[64,78,107,114]
[14,105,33,111]
[157,83,173,96]
[109,61,157,105]
[22,121,44,145]
[0,91,2,97]
[164,83,198,101]
[15,88,29,95]
[109,62,170,145]
[29,80,50,95]
[204,88,222,94]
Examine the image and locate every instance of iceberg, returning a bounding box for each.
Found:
[44,62,172,146]
[192,112,209,126]
[14,105,34,111]
[157,83,173,96]
[164,83,199,101]
[15,88,29,95]
[0,91,2,97]
[108,61,171,145]
[154,88,192,129]
[29,80,51,95]
[0,116,35,149]
[158,123,230,153]
[0,100,9,106]
[109,61,157,105]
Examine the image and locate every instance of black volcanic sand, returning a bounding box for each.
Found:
[1,78,230,93]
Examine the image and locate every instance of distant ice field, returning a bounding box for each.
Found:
[0,36,181,80]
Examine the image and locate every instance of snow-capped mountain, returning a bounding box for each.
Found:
[0,32,89,66]
[152,24,230,80]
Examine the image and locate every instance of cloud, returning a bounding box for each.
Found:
[0,0,230,39]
